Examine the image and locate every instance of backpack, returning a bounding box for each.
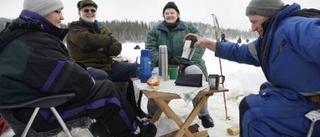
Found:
[293,8,320,18]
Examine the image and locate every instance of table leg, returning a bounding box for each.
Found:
[174,95,209,137]
[154,98,195,137]
[151,99,171,123]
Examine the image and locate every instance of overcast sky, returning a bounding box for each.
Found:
[0,0,319,30]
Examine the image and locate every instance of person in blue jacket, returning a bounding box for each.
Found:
[185,0,320,136]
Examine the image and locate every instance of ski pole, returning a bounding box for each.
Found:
[211,13,229,120]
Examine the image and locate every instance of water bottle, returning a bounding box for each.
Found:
[140,49,152,83]
[159,45,169,81]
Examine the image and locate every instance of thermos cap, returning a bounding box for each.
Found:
[141,49,150,57]
[159,45,167,52]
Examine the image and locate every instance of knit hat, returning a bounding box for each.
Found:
[77,0,98,11]
[163,2,180,14]
[246,0,285,17]
[23,0,63,17]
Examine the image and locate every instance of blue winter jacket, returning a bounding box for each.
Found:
[215,3,320,94]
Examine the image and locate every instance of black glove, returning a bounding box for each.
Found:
[179,58,193,74]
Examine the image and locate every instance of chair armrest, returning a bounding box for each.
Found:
[0,93,76,109]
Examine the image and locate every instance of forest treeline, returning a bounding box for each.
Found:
[0,17,257,43]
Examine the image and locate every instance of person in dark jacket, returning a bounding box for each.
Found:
[0,0,156,136]
[66,0,147,119]
[185,0,320,136]
[145,1,213,128]
[237,36,242,44]
[221,32,227,42]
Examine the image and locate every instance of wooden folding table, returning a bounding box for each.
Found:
[132,78,229,137]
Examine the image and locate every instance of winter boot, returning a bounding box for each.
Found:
[88,120,113,137]
[133,123,157,137]
[199,114,214,128]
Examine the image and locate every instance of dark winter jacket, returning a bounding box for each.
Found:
[145,21,208,77]
[0,10,94,104]
[66,19,122,71]
[0,11,142,134]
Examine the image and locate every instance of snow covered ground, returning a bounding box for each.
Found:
[1,41,267,137]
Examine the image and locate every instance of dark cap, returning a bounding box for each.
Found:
[77,0,98,11]
[163,2,180,14]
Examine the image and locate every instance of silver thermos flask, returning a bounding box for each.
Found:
[182,35,197,60]
[159,45,169,81]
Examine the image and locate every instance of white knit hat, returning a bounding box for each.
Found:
[23,0,63,16]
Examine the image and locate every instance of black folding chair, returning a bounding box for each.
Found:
[0,93,92,137]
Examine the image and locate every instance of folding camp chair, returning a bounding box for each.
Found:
[0,93,93,137]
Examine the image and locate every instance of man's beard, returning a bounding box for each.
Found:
[80,13,95,23]
[82,17,95,23]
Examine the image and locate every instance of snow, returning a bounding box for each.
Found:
[0,41,267,137]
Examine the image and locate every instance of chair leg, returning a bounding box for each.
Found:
[50,107,73,137]
[21,107,40,137]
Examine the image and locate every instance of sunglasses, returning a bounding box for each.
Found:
[83,9,96,13]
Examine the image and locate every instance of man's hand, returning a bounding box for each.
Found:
[184,33,203,47]
[184,33,217,52]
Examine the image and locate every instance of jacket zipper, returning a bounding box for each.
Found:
[271,40,287,63]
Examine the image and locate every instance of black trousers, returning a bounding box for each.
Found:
[13,80,137,136]
[239,97,250,137]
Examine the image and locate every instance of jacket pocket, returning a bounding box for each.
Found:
[271,40,287,63]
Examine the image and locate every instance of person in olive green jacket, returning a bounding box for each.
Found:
[66,0,147,119]
[145,2,213,128]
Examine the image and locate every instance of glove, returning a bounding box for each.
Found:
[179,58,193,74]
